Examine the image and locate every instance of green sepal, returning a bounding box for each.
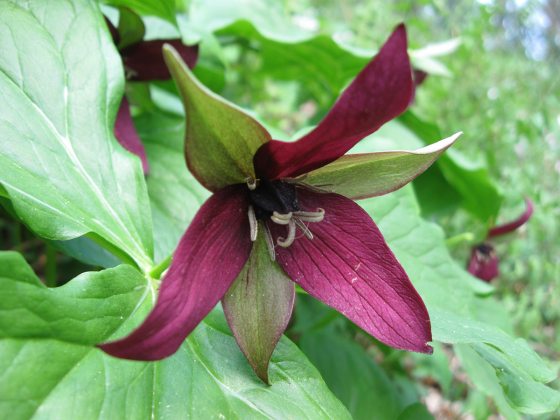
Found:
[163,44,270,191]
[222,229,295,384]
[301,133,461,200]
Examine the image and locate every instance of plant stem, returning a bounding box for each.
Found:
[150,254,172,279]
[445,232,475,247]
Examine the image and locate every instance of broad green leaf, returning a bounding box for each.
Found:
[0,0,153,270]
[303,133,461,200]
[431,310,554,383]
[474,344,560,414]
[0,252,148,345]
[163,44,271,191]
[300,330,409,420]
[0,251,351,419]
[223,230,295,384]
[455,344,521,419]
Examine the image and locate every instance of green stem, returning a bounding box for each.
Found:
[45,243,57,287]
[445,232,475,247]
[150,254,172,279]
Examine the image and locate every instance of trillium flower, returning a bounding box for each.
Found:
[100,25,461,383]
[468,198,534,282]
[106,11,198,173]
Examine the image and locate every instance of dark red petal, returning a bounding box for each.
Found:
[254,24,413,179]
[488,198,534,238]
[413,69,428,87]
[123,39,199,81]
[99,185,252,360]
[467,243,499,282]
[114,97,149,174]
[272,191,432,353]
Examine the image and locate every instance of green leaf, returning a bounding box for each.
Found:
[400,111,503,222]
[455,344,521,419]
[0,252,148,345]
[0,251,350,419]
[222,230,295,384]
[101,0,177,24]
[474,344,560,414]
[397,403,434,420]
[302,133,461,200]
[0,0,153,270]
[163,44,271,191]
[117,6,145,49]
[431,310,555,383]
[300,330,409,420]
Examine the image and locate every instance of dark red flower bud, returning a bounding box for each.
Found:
[467,243,499,282]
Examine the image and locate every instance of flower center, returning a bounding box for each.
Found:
[474,243,496,262]
[246,178,324,259]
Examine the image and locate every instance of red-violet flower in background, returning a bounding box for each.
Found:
[99,25,462,383]
[468,198,534,282]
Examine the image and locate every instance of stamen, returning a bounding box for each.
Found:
[294,218,313,239]
[248,205,258,241]
[277,219,297,247]
[271,211,292,225]
[263,224,276,261]
[293,208,325,223]
[246,177,257,191]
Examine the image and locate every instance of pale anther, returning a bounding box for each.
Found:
[248,205,258,241]
[271,211,292,225]
[277,219,297,247]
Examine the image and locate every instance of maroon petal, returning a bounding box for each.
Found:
[123,39,199,81]
[413,69,428,87]
[114,97,150,173]
[99,185,252,360]
[488,198,534,238]
[254,24,413,180]
[272,190,432,353]
[467,243,499,282]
